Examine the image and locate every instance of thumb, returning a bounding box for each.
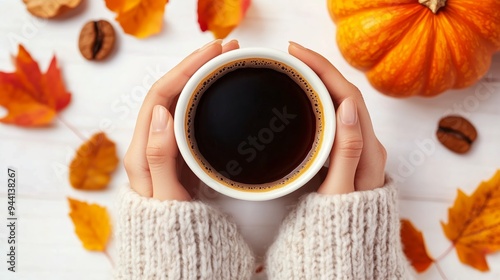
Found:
[318,97,363,195]
[146,105,191,201]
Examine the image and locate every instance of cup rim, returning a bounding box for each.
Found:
[174,47,335,201]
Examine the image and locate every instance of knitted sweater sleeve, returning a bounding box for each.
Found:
[266,181,413,279]
[114,185,254,280]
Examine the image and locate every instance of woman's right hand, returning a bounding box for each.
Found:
[288,41,388,195]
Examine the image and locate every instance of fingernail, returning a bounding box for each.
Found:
[289,41,307,50]
[198,39,223,52]
[152,105,168,132]
[340,98,357,125]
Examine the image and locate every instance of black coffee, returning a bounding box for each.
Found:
[187,59,321,189]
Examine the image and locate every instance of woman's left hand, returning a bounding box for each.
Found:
[123,39,240,201]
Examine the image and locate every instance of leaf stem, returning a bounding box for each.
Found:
[432,244,453,280]
[435,243,454,262]
[434,261,449,280]
[103,249,115,268]
[57,116,87,142]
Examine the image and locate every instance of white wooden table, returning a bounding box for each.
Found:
[1,1,499,279]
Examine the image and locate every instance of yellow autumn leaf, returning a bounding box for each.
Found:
[68,197,111,251]
[105,0,169,39]
[198,0,251,39]
[69,132,118,190]
[441,170,500,271]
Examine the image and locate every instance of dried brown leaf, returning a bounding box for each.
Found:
[400,219,434,272]
[23,0,83,18]
[69,132,118,190]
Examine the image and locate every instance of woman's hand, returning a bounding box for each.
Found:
[288,42,387,195]
[123,39,240,201]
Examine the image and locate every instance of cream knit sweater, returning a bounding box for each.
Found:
[115,181,413,279]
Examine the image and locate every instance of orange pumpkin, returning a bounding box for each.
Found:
[328,0,500,97]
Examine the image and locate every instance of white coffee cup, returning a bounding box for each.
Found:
[174,48,335,201]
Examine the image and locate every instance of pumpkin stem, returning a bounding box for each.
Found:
[419,0,447,13]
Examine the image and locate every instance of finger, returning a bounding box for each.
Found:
[318,98,362,195]
[222,39,240,52]
[131,39,224,157]
[164,40,240,114]
[125,39,224,195]
[288,42,385,189]
[168,39,240,198]
[146,105,191,201]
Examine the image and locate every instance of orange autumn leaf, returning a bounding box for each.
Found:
[69,132,119,190]
[400,219,434,273]
[105,0,169,38]
[0,45,71,127]
[198,0,251,39]
[441,170,500,271]
[68,197,111,251]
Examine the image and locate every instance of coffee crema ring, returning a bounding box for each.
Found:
[185,58,325,192]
